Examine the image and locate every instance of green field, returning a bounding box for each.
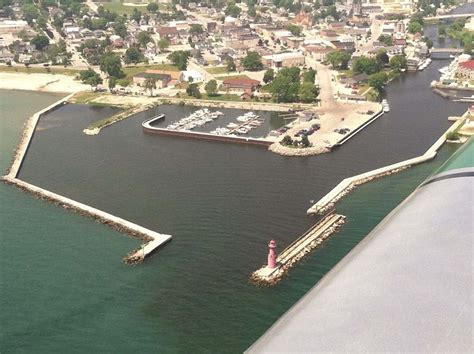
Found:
[101,2,150,15]
[123,64,180,79]
[205,66,231,75]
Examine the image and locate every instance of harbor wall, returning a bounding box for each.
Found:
[3,94,172,264]
[6,92,76,179]
[307,117,467,215]
[143,125,274,147]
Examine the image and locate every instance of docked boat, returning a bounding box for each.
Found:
[381,99,390,112]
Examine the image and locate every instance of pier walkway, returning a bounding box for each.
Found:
[4,94,172,264]
[251,213,346,285]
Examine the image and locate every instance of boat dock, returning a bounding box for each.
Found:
[4,94,172,264]
[250,212,346,286]
[142,117,274,147]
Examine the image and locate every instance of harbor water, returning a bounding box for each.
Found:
[1,7,472,350]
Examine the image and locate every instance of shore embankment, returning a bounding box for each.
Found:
[3,94,172,263]
[307,116,468,215]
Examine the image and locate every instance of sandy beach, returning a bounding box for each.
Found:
[0,72,89,93]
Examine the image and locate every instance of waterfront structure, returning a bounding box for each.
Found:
[222,77,260,92]
[267,240,277,269]
[248,139,474,352]
[456,59,474,80]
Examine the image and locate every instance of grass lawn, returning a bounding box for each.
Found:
[179,93,247,101]
[70,91,104,103]
[357,84,371,95]
[205,66,231,75]
[123,64,180,79]
[0,65,81,76]
[338,69,354,78]
[101,2,149,15]
[215,74,251,80]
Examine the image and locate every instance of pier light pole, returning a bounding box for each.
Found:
[267,240,277,269]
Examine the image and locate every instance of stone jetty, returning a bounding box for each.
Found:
[3,93,172,264]
[251,213,346,286]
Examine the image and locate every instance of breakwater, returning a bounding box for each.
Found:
[142,120,274,147]
[3,94,172,264]
[251,212,346,286]
[307,116,468,215]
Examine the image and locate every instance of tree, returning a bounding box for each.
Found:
[281,135,293,146]
[389,55,407,71]
[158,38,170,52]
[368,72,389,92]
[303,68,316,83]
[423,37,433,49]
[226,59,236,72]
[269,68,300,103]
[113,23,128,39]
[168,50,191,70]
[137,31,153,48]
[298,82,318,103]
[376,50,389,66]
[438,24,447,37]
[79,69,103,89]
[205,80,218,96]
[407,21,423,35]
[21,4,39,24]
[131,8,142,22]
[99,53,125,78]
[287,24,302,37]
[186,83,201,98]
[352,56,381,75]
[144,77,156,96]
[326,50,351,70]
[242,51,263,71]
[31,35,49,51]
[248,6,256,17]
[189,24,204,35]
[301,135,310,147]
[147,2,159,13]
[377,34,392,46]
[225,4,241,17]
[263,68,275,83]
[108,76,117,92]
[124,47,143,64]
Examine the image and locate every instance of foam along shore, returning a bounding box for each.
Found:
[307,115,469,215]
[0,72,89,93]
[3,93,172,264]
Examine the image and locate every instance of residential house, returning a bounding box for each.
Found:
[133,72,172,88]
[222,77,260,92]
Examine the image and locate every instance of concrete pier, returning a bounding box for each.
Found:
[142,119,274,147]
[307,117,467,215]
[3,94,172,264]
[251,212,346,286]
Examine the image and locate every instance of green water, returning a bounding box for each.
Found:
[0,89,461,353]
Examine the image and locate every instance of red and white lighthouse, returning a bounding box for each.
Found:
[267,239,277,269]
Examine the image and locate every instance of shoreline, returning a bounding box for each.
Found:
[0,72,89,93]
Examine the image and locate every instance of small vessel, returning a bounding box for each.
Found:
[381,99,390,112]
